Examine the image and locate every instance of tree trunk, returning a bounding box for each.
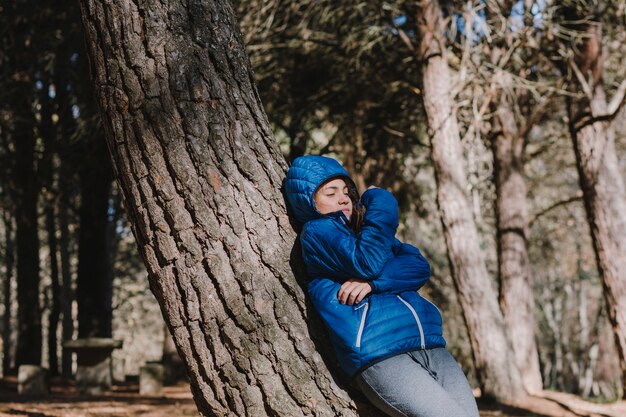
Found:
[414,0,523,402]
[6,0,43,368]
[58,155,74,379]
[14,97,42,367]
[490,71,542,394]
[162,322,188,385]
[76,136,113,338]
[565,20,626,397]
[54,43,78,379]
[2,211,15,375]
[77,0,378,415]
[44,193,61,375]
[40,79,62,375]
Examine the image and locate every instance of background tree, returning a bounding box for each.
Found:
[458,0,548,393]
[395,0,525,402]
[9,0,43,368]
[550,0,626,396]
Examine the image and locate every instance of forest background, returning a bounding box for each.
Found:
[0,0,625,415]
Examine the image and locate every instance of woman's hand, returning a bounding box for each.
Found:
[338,279,372,305]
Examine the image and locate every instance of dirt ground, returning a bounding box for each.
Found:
[1,377,624,417]
[0,378,198,417]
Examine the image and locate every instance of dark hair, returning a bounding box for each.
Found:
[347,186,365,233]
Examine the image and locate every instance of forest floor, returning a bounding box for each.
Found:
[0,377,624,417]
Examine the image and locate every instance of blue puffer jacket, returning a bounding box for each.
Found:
[285,155,446,377]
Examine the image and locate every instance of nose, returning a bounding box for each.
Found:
[339,194,350,205]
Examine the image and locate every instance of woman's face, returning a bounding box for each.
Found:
[314,178,353,220]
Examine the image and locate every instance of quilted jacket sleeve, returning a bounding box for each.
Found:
[369,239,431,294]
[300,188,399,280]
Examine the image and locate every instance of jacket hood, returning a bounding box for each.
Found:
[284,155,357,224]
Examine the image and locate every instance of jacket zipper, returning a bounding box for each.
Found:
[397,295,426,349]
[355,302,369,348]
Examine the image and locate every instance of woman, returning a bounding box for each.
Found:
[285,155,479,417]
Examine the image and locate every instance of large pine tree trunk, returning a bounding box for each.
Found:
[565,20,626,397]
[77,0,377,415]
[414,0,523,402]
[491,71,542,394]
[77,136,113,338]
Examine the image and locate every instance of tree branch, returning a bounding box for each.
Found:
[574,79,626,131]
[519,93,557,148]
[529,194,583,228]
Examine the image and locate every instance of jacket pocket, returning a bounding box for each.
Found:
[354,302,369,348]
[396,295,425,349]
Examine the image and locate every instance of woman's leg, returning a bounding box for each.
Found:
[409,348,480,417]
[356,352,476,417]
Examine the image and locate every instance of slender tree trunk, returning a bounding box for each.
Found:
[14,97,42,367]
[414,0,523,402]
[78,0,379,415]
[40,79,62,375]
[162,322,187,385]
[54,44,78,379]
[490,71,542,393]
[58,155,74,379]
[2,211,15,375]
[76,135,113,338]
[7,0,43,368]
[44,195,61,375]
[565,20,626,397]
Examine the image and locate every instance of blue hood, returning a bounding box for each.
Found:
[284,156,356,224]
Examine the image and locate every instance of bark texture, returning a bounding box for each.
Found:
[491,71,542,394]
[415,0,523,402]
[565,21,626,397]
[77,0,377,415]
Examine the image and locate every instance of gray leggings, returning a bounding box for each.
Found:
[356,348,479,417]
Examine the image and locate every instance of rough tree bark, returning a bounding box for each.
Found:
[490,71,542,394]
[413,0,524,402]
[78,0,379,415]
[564,17,626,397]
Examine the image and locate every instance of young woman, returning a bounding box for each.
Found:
[285,155,479,417]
